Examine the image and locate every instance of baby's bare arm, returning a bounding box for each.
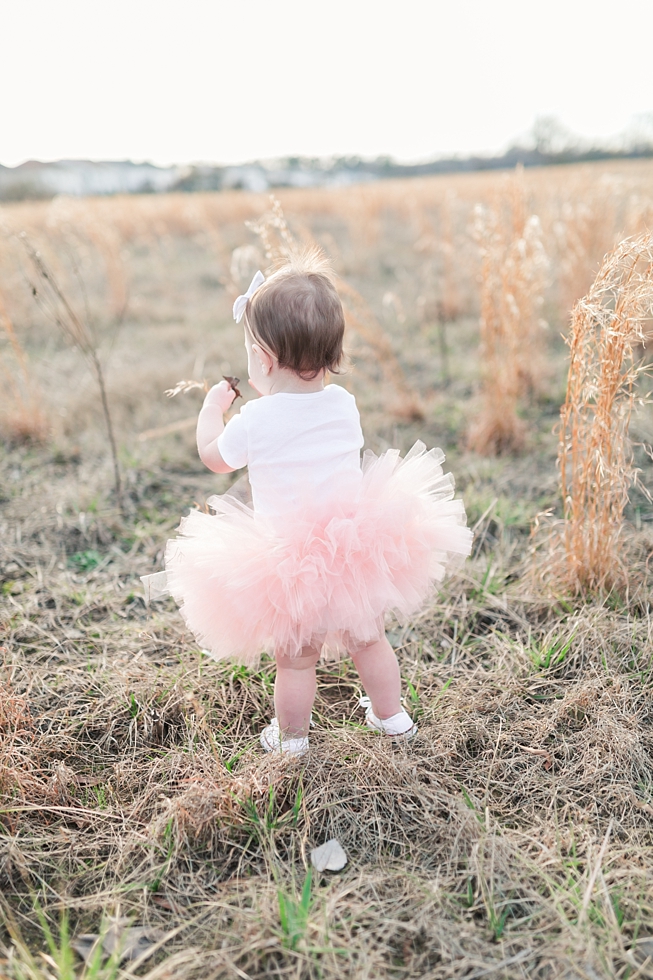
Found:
[197,381,236,473]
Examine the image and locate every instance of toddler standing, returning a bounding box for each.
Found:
[164,250,472,755]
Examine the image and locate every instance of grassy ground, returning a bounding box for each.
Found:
[1,165,653,978]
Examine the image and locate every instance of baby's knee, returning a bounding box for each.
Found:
[349,634,386,658]
[275,646,321,671]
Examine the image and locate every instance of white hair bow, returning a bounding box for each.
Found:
[233,270,265,323]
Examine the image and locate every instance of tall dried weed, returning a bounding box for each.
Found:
[20,235,124,507]
[468,172,548,455]
[541,233,653,593]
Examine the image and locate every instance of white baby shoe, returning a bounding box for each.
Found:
[260,718,309,757]
[360,697,418,741]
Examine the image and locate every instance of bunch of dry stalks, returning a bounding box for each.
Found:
[541,233,653,594]
[468,173,548,455]
[18,234,125,508]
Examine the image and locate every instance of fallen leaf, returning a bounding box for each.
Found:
[140,571,170,603]
[104,925,164,961]
[73,921,164,964]
[310,838,348,872]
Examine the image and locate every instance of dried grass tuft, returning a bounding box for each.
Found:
[540,233,653,593]
[468,171,548,455]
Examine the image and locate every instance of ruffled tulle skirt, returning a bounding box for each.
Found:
[164,442,473,664]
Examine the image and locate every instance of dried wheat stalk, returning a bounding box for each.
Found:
[19,234,123,508]
[506,169,549,396]
[467,203,524,455]
[552,233,653,593]
[165,379,210,398]
[468,173,548,455]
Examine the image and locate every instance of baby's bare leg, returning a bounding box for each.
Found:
[274,645,321,737]
[350,635,402,720]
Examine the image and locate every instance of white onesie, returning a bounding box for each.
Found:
[217,384,364,516]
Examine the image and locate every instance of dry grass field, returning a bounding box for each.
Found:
[1,159,653,979]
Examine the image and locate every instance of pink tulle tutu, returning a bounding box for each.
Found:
[164,441,473,664]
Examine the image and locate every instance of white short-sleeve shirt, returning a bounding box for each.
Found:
[217,384,364,515]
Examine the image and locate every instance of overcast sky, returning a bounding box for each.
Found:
[2,0,652,168]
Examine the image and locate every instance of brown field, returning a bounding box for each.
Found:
[1,159,653,979]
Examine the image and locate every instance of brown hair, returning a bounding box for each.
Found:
[245,248,345,379]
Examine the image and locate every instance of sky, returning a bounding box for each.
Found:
[2,0,652,168]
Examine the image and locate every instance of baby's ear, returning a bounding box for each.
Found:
[252,343,275,375]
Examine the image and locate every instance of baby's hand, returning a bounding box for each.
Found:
[204,380,236,413]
